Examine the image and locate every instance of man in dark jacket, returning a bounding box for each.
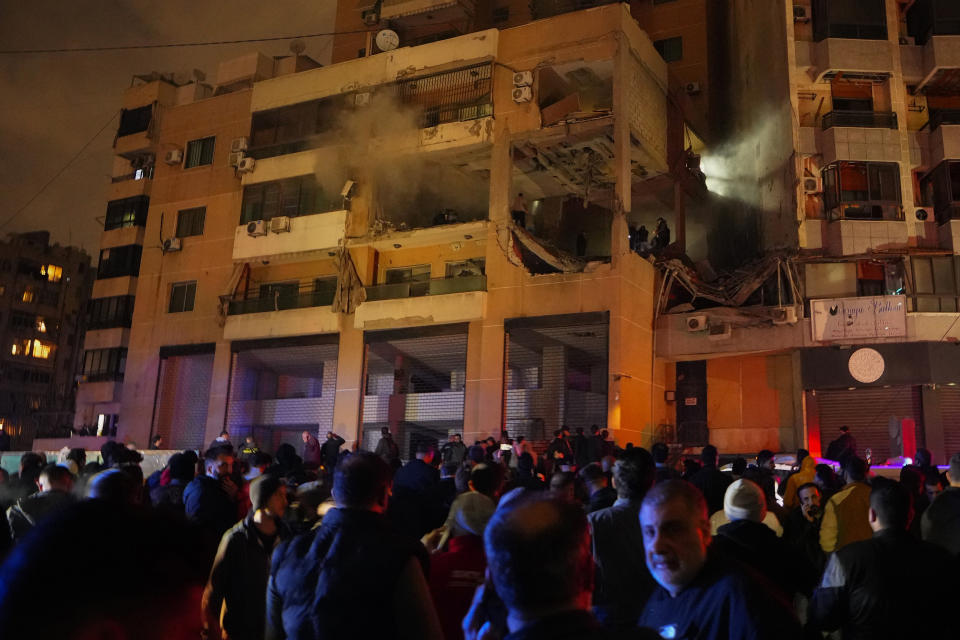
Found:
[203,474,289,640]
[266,452,442,640]
[782,482,826,594]
[825,425,857,463]
[184,449,239,541]
[301,431,322,470]
[545,429,573,470]
[440,433,467,467]
[586,425,605,464]
[651,442,680,483]
[572,428,590,469]
[587,448,656,629]
[6,464,74,543]
[149,452,196,513]
[389,443,442,538]
[922,451,960,556]
[374,427,400,463]
[580,463,616,514]
[318,431,344,471]
[637,480,802,639]
[809,478,952,638]
[689,445,732,516]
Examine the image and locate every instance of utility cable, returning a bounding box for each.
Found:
[0,110,120,231]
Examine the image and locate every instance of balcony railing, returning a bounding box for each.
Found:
[822,110,898,130]
[227,284,336,315]
[813,0,887,41]
[364,275,486,302]
[110,167,154,183]
[929,109,960,131]
[826,202,903,221]
[529,0,619,20]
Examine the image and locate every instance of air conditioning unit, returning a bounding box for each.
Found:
[708,322,732,340]
[803,176,821,194]
[228,151,244,168]
[362,10,379,26]
[162,237,182,253]
[793,6,809,23]
[512,86,533,103]
[164,149,183,165]
[355,92,371,107]
[772,306,798,325]
[686,315,708,332]
[246,220,267,237]
[270,216,291,233]
[230,137,248,153]
[685,81,702,95]
[512,71,534,87]
[237,156,256,173]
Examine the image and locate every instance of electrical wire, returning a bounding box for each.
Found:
[0,110,120,231]
[0,29,375,55]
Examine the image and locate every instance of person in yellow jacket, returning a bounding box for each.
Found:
[820,456,872,554]
[783,453,818,510]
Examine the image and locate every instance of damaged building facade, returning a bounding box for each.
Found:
[71,2,715,456]
[656,0,960,464]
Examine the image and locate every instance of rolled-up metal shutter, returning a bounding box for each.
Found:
[938,387,960,457]
[815,386,922,463]
[153,350,215,451]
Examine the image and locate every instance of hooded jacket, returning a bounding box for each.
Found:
[782,455,817,510]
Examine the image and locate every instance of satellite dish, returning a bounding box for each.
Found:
[289,39,306,56]
[376,29,400,52]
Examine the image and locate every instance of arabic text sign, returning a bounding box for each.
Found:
[811,295,906,342]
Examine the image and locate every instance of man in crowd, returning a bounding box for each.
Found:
[820,456,872,553]
[809,478,951,638]
[301,431,322,470]
[319,431,344,471]
[465,493,659,640]
[6,463,74,543]
[690,445,732,516]
[149,434,164,450]
[580,462,616,513]
[572,427,590,469]
[209,430,231,452]
[441,432,467,467]
[651,442,680,483]
[390,442,443,539]
[922,451,960,555]
[375,427,400,464]
[267,452,442,640]
[185,448,240,542]
[781,451,816,510]
[203,474,289,640]
[637,480,801,639]
[783,482,826,594]
[587,447,656,630]
[545,429,573,471]
[825,425,857,463]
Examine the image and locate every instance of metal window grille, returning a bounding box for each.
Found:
[392,63,493,129]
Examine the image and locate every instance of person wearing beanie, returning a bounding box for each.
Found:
[711,479,808,602]
[203,473,289,640]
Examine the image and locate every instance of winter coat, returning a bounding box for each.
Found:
[819,481,872,553]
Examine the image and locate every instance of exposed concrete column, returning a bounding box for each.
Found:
[611,33,632,263]
[463,319,505,443]
[203,340,233,446]
[332,319,364,450]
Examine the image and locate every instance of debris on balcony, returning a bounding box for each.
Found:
[505,227,615,275]
[333,247,366,314]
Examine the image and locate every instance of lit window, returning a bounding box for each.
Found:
[36,319,46,333]
[31,341,52,360]
[43,265,63,282]
[11,339,29,356]
[22,289,34,303]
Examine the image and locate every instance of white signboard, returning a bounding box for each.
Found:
[811,295,906,342]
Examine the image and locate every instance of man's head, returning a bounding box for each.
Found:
[332,452,391,512]
[640,480,710,597]
[19,452,44,476]
[218,430,230,441]
[611,447,655,501]
[700,444,718,467]
[796,448,810,465]
[839,425,849,434]
[151,435,163,447]
[797,482,822,511]
[843,456,868,484]
[651,442,669,465]
[756,450,775,470]
[38,464,73,493]
[250,473,287,518]
[549,471,576,502]
[380,427,391,439]
[415,442,435,464]
[869,477,912,532]
[815,463,837,490]
[731,457,747,477]
[924,473,944,503]
[301,431,311,443]
[484,495,593,618]
[590,424,600,436]
[724,479,766,523]
[453,433,462,443]
[469,463,503,499]
[245,436,255,445]
[947,452,960,488]
[204,451,233,480]
[579,463,607,491]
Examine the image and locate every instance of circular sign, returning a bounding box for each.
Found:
[375,29,399,52]
[848,348,885,384]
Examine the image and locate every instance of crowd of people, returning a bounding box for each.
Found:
[0,424,957,639]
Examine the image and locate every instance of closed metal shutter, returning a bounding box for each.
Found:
[816,386,922,463]
[504,314,609,444]
[939,387,960,456]
[153,352,215,451]
[226,339,339,454]
[362,326,467,459]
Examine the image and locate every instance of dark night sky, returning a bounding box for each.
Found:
[0,1,338,257]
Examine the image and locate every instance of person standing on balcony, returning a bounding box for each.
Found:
[511,193,528,229]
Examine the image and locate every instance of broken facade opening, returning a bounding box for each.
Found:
[361,326,467,459]
[225,337,339,452]
[504,313,609,441]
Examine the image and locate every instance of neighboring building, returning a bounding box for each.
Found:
[655,0,960,463]
[0,231,92,448]
[78,3,710,457]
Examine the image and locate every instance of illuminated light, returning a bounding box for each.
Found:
[96,414,105,437]
[36,319,46,333]
[949,383,957,387]
[9,345,15,355]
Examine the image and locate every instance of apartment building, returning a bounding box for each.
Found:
[70,2,724,457]
[0,231,92,448]
[656,0,960,464]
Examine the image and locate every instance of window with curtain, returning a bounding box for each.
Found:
[185,136,215,168]
[176,207,206,238]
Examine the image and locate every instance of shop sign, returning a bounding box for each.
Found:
[811,295,906,342]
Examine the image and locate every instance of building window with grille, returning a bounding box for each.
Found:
[104,195,149,231]
[87,295,135,329]
[176,207,206,237]
[240,175,332,224]
[185,136,215,168]
[653,37,683,63]
[169,281,197,313]
[82,348,127,382]
[821,162,902,221]
[910,256,960,312]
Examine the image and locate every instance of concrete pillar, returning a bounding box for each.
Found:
[463,319,505,443]
[332,319,365,450]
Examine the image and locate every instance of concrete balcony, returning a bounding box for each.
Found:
[223,304,339,341]
[824,219,909,255]
[114,131,153,156]
[356,220,488,252]
[917,35,960,94]
[76,380,123,405]
[816,125,901,165]
[100,225,145,250]
[811,38,894,82]
[92,275,138,299]
[355,277,487,330]
[928,121,960,167]
[82,328,130,351]
[363,391,465,423]
[380,0,475,27]
[232,210,347,263]
[937,218,960,252]
[108,173,152,200]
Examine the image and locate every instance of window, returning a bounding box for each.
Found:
[104,195,149,231]
[653,37,683,63]
[116,105,153,137]
[87,295,135,329]
[82,348,127,382]
[920,160,960,224]
[31,341,52,360]
[185,136,215,168]
[41,265,62,282]
[444,258,485,278]
[821,162,901,220]
[168,281,197,313]
[384,265,431,297]
[240,175,332,223]
[11,339,53,359]
[910,256,960,312]
[21,289,34,303]
[97,245,142,279]
[813,0,887,41]
[176,207,206,238]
